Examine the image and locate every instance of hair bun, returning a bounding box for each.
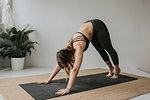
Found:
[66,45,72,51]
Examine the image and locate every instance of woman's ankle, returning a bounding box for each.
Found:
[105,60,114,70]
[114,64,120,69]
[110,66,114,71]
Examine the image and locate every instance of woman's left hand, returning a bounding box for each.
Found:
[55,88,70,95]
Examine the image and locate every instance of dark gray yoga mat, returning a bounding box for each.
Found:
[19,72,137,100]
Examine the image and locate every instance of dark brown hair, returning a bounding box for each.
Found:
[56,42,75,77]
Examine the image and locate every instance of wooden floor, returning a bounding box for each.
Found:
[0,68,150,100]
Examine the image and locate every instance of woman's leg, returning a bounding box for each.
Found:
[96,21,120,78]
[105,60,114,77]
[91,36,114,77]
[104,46,120,79]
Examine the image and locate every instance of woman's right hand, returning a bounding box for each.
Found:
[37,81,49,84]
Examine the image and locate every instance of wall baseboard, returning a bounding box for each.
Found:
[0,66,11,72]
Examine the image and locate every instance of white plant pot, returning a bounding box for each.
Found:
[11,58,25,70]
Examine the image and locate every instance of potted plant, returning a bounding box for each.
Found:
[0,26,38,70]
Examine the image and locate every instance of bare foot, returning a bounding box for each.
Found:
[111,67,121,79]
[106,67,114,77]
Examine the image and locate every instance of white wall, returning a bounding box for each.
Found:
[0,3,3,68]
[12,0,150,71]
[0,4,1,24]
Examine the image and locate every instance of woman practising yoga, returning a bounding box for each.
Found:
[37,19,121,95]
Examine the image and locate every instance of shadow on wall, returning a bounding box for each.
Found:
[0,2,2,32]
[137,67,150,74]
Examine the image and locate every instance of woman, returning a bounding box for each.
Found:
[37,19,121,95]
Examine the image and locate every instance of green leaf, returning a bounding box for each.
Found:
[27,50,31,55]
[21,27,27,33]
[21,30,34,42]
[3,40,15,47]
[11,27,17,34]
[27,45,35,50]
[26,41,38,46]
[0,47,5,52]
[6,28,11,35]
[8,27,17,36]
[16,30,22,40]
[0,46,13,59]
[10,35,17,41]
[22,35,29,42]
[20,27,27,42]
[25,30,34,35]
[18,49,26,57]
[0,32,10,40]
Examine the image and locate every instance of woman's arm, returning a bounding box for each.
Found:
[56,45,83,95]
[66,46,83,89]
[46,64,62,83]
[37,64,61,84]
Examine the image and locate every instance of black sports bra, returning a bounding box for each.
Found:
[70,32,89,51]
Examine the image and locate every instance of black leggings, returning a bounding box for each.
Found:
[86,19,119,65]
